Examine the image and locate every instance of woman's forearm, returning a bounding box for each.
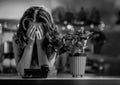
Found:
[16,44,33,76]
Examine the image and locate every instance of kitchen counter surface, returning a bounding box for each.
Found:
[0,73,120,85]
[0,73,120,80]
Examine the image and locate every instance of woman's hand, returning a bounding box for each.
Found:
[27,27,36,45]
[36,25,43,40]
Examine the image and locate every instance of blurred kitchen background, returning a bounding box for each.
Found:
[0,0,120,77]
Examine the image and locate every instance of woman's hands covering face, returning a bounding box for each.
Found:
[27,23,44,41]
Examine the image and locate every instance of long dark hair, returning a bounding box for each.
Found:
[13,6,59,65]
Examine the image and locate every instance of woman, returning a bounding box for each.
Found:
[13,6,61,76]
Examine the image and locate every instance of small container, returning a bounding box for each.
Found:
[70,53,86,77]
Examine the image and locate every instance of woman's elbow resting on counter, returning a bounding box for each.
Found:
[16,62,31,76]
[16,65,25,76]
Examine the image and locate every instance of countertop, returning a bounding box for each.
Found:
[0,73,120,85]
[0,73,120,80]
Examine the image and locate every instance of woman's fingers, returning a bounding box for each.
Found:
[32,31,36,40]
[36,31,39,40]
[30,25,36,40]
[27,24,36,40]
[38,25,43,37]
[36,31,42,40]
[36,25,43,40]
[36,26,40,40]
[27,24,33,37]
[38,25,43,39]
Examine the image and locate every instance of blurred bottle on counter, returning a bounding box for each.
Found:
[2,41,16,73]
[2,57,11,73]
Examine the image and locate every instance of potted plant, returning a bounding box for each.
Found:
[62,26,92,77]
[45,25,92,77]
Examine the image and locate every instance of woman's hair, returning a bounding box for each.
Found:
[13,6,60,64]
